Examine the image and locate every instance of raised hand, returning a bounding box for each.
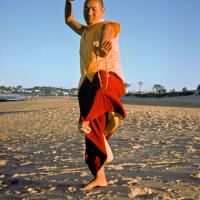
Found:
[94,40,112,58]
[65,0,74,23]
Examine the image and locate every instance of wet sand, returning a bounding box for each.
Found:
[0,97,200,199]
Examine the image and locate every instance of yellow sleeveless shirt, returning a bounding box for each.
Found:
[79,21,123,88]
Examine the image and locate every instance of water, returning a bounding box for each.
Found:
[0,93,27,101]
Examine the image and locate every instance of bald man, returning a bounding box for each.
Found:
[65,0,126,190]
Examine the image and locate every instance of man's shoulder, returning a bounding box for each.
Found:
[103,21,120,36]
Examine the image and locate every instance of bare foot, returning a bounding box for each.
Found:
[80,125,91,134]
[81,178,107,190]
[80,121,91,134]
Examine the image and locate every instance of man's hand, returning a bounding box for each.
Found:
[65,0,74,22]
[94,40,112,58]
[65,0,85,35]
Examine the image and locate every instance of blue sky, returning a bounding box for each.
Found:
[1,0,200,91]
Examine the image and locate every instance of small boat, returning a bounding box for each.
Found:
[0,94,27,102]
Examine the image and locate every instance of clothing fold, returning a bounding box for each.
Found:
[78,70,126,176]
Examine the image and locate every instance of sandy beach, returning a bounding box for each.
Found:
[0,96,200,199]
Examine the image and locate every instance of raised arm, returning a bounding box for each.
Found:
[65,0,86,36]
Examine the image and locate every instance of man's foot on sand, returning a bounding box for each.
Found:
[81,179,107,190]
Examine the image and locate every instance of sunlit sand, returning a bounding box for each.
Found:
[0,96,199,199]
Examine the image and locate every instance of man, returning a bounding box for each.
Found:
[65,0,126,190]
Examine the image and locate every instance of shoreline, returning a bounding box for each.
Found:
[1,95,200,110]
[121,95,200,108]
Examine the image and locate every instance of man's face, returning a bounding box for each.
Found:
[84,0,104,25]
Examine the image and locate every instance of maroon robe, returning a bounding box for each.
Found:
[78,70,127,176]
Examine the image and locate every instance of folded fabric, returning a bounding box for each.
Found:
[78,70,127,176]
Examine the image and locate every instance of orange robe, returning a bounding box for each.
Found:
[78,21,127,176]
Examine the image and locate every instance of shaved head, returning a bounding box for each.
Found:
[98,0,104,8]
[85,0,104,8]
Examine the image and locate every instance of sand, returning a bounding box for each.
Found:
[0,96,200,199]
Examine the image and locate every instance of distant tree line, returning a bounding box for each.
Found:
[1,83,200,97]
[0,85,78,96]
[124,83,200,97]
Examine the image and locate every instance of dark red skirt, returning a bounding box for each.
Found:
[78,70,126,176]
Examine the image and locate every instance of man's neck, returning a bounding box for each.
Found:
[87,18,104,26]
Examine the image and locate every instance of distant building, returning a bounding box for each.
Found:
[125,87,129,94]
[63,92,68,96]
[70,89,78,96]
[24,90,32,93]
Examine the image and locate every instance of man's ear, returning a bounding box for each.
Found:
[102,7,105,15]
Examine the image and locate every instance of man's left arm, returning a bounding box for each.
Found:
[94,23,115,58]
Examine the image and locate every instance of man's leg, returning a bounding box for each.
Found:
[82,165,107,190]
